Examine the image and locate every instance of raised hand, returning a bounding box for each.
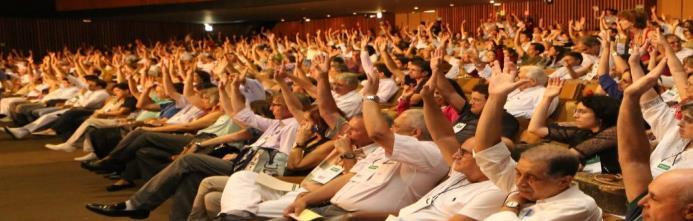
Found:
[487,60,526,96]
[624,59,667,97]
[544,78,563,98]
[419,85,435,102]
[312,54,329,75]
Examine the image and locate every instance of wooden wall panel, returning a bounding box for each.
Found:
[0,17,204,56]
[431,0,656,35]
[270,14,395,38]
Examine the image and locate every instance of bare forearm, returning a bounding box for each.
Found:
[476,95,506,150]
[527,96,553,137]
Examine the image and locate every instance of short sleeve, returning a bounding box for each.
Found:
[457,188,506,221]
[387,135,443,170]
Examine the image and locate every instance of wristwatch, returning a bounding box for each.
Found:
[364,95,380,103]
[340,152,356,160]
[505,200,520,209]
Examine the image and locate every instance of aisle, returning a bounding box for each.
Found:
[0,130,170,221]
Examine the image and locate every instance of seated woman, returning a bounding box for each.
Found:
[527,78,621,174]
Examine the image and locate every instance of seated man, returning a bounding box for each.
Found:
[385,84,508,221]
[546,52,584,80]
[85,74,305,220]
[473,60,601,220]
[504,65,558,119]
[4,75,109,139]
[281,75,448,220]
[427,55,518,144]
[11,75,80,126]
[616,52,693,221]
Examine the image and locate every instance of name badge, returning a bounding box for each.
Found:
[656,162,672,171]
[353,164,379,183]
[453,123,466,133]
[519,208,534,218]
[311,165,344,184]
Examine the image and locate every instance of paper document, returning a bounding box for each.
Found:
[288,209,323,221]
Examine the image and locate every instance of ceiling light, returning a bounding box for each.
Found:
[353,12,357,15]
[280,18,285,22]
[326,14,331,18]
[305,18,311,22]
[82,18,92,23]
[490,0,495,3]
[450,3,455,7]
[493,3,501,6]
[423,10,436,13]
[203,23,213,32]
[376,11,383,19]
[414,6,419,10]
[369,15,376,18]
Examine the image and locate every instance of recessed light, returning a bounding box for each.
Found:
[490,0,495,3]
[82,19,92,23]
[450,3,454,7]
[326,14,331,17]
[414,6,419,10]
[305,18,311,22]
[423,10,436,13]
[280,18,285,22]
[377,11,383,18]
[353,12,357,15]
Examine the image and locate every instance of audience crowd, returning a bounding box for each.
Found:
[1,5,693,221]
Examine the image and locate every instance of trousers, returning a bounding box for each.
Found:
[129,154,235,221]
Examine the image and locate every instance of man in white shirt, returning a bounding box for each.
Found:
[281,76,448,220]
[332,73,363,117]
[212,116,379,220]
[86,76,303,221]
[547,52,584,80]
[506,65,559,119]
[360,44,399,102]
[473,60,601,221]
[5,76,109,139]
[387,85,509,221]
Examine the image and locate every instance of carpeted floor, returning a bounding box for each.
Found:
[0,128,170,221]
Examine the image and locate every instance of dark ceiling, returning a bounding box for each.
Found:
[6,0,501,24]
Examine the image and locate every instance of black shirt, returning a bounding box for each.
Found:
[454,102,519,143]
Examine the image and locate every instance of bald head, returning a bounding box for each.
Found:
[654,169,693,204]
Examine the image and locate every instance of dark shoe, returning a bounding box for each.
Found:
[85,202,149,219]
[81,160,122,173]
[103,172,122,180]
[106,182,135,192]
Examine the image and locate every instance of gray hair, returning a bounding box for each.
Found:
[521,65,548,86]
[337,72,360,88]
[400,109,431,141]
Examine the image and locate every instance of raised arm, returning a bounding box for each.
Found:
[421,83,459,166]
[135,79,161,111]
[361,74,395,154]
[476,60,528,151]
[162,60,182,101]
[527,78,563,137]
[313,55,342,128]
[618,61,663,201]
[274,63,308,123]
[431,49,466,110]
[657,31,688,98]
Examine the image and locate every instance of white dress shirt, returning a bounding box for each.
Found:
[75,89,110,109]
[473,142,602,221]
[641,97,693,178]
[240,78,266,104]
[41,86,79,102]
[395,172,505,221]
[333,90,363,118]
[330,134,449,213]
[504,86,558,119]
[360,78,398,103]
[548,66,582,80]
[234,107,299,154]
[166,97,205,125]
